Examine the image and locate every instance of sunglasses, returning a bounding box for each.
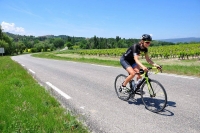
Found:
[144,41,151,44]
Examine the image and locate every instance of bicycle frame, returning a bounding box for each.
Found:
[133,67,160,96]
[115,66,166,112]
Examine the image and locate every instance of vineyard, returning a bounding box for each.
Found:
[57,43,200,60]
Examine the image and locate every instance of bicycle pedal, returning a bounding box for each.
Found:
[135,93,141,95]
[130,94,135,99]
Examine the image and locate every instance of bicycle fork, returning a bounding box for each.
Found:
[145,78,156,97]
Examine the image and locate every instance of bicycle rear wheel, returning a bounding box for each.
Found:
[114,74,131,101]
[141,79,167,113]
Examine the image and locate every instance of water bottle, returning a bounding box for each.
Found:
[136,79,142,88]
[131,80,135,90]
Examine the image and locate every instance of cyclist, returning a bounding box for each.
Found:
[120,34,160,91]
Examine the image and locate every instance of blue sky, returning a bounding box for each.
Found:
[0,0,200,39]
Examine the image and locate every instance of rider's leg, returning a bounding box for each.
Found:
[133,66,144,93]
[120,57,137,87]
[133,65,141,82]
[122,66,136,86]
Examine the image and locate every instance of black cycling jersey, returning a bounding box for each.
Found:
[122,43,148,65]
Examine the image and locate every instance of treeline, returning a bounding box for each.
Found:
[1,25,198,56]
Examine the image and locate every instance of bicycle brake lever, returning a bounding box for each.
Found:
[160,69,162,73]
[158,65,162,73]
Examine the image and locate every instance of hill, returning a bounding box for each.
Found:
[4,32,200,44]
[158,37,200,43]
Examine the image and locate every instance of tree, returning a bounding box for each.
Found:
[67,36,71,42]
[0,40,9,53]
[0,31,14,55]
[53,38,64,48]
[116,36,121,42]
[118,39,127,48]
[93,35,99,49]
[0,25,3,40]
[72,45,80,50]
[34,42,44,52]
[43,41,51,52]
[66,42,73,49]
[15,41,26,54]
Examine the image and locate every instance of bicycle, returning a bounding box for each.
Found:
[114,67,167,113]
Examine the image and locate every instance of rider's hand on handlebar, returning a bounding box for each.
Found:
[153,64,162,70]
[142,66,148,72]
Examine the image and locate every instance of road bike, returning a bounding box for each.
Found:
[114,67,167,113]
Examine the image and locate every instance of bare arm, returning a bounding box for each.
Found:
[145,53,155,66]
[145,53,161,68]
[134,55,147,71]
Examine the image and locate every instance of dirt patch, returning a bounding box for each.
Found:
[56,54,120,61]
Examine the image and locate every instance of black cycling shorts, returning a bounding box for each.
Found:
[120,56,137,69]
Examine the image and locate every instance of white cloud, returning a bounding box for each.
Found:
[1,21,25,34]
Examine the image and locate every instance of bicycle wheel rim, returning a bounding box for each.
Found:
[114,74,131,101]
[141,79,167,113]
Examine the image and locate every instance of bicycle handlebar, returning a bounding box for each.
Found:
[139,66,162,75]
[148,66,162,73]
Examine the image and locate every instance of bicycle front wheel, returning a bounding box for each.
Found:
[141,79,167,113]
[114,74,131,101]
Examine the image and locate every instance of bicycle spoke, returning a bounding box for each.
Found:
[141,79,167,113]
[114,74,131,101]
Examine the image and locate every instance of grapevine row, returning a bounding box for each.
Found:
[59,43,200,60]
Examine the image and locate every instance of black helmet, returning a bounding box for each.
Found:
[141,34,152,41]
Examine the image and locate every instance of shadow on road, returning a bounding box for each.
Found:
[127,98,176,116]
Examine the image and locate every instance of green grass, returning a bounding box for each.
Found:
[161,65,200,76]
[33,52,200,77]
[0,56,89,133]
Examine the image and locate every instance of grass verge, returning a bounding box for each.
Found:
[33,52,200,77]
[0,56,89,133]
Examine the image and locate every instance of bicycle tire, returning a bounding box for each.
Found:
[114,74,131,101]
[141,79,167,113]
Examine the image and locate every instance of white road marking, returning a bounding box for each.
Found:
[80,106,85,109]
[28,69,35,74]
[21,64,25,66]
[91,64,113,68]
[46,82,71,99]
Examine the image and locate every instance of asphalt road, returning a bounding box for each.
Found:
[11,54,200,133]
